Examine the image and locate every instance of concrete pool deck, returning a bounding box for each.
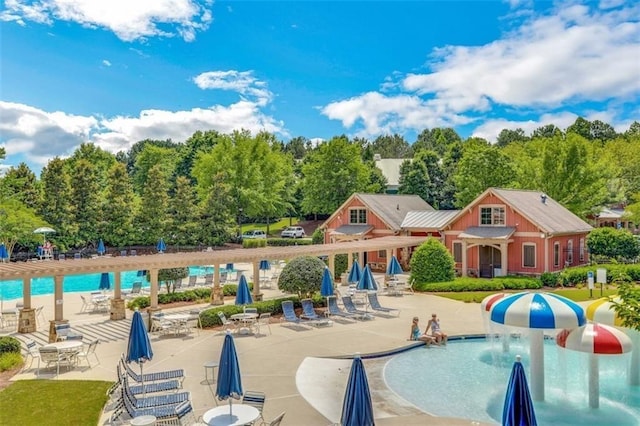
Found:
[2,277,550,425]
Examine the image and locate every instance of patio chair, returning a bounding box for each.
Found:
[242,390,266,423]
[151,316,174,335]
[76,339,100,367]
[111,380,193,424]
[256,313,272,336]
[281,301,302,324]
[123,376,190,409]
[73,252,81,260]
[326,296,356,320]
[244,307,258,315]
[341,296,370,320]
[79,295,92,312]
[24,340,41,370]
[300,299,322,321]
[110,364,181,402]
[123,281,143,299]
[367,292,400,316]
[261,411,286,426]
[217,312,235,333]
[0,311,18,329]
[54,323,83,341]
[35,306,46,326]
[37,347,66,377]
[120,355,185,385]
[188,275,199,288]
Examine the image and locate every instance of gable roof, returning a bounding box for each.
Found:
[322,193,434,231]
[461,188,593,235]
[401,210,460,230]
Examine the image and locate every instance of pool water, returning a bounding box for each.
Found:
[0,265,218,301]
[384,337,639,425]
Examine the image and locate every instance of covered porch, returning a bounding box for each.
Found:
[457,227,515,278]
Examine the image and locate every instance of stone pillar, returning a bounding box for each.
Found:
[252,262,261,299]
[18,308,36,333]
[54,275,64,321]
[211,264,224,305]
[49,319,68,343]
[149,269,159,309]
[23,277,32,309]
[110,298,126,320]
[461,241,468,277]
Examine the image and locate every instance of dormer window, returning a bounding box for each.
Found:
[349,208,367,224]
[480,206,505,226]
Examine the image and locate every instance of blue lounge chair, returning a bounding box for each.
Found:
[367,292,401,316]
[341,296,371,320]
[109,363,181,401]
[300,299,332,326]
[111,380,194,424]
[120,355,185,386]
[326,296,356,320]
[123,376,190,409]
[281,301,301,324]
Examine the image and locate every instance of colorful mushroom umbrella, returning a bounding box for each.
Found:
[586,297,639,385]
[490,292,586,401]
[481,293,507,315]
[557,323,632,408]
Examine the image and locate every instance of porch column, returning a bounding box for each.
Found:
[500,243,508,276]
[461,241,468,277]
[328,254,335,278]
[358,251,364,266]
[211,264,224,305]
[543,235,549,272]
[148,269,159,309]
[18,277,36,333]
[386,249,393,273]
[110,271,126,321]
[22,277,32,309]
[347,251,353,274]
[253,261,262,301]
[54,275,64,321]
[114,271,122,299]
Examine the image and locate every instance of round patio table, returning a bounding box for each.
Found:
[202,404,260,426]
[43,340,83,351]
[230,313,258,335]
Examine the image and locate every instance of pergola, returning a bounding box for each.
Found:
[0,236,425,336]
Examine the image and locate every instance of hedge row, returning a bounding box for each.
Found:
[126,283,256,310]
[199,296,303,328]
[0,336,21,355]
[417,277,542,292]
[557,264,640,287]
[267,238,313,247]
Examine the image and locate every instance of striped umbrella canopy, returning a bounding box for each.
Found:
[490,292,586,402]
[347,260,362,284]
[480,293,507,315]
[557,323,632,408]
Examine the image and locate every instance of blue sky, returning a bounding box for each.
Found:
[1,0,639,174]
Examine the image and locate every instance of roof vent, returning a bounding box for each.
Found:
[540,193,547,204]
[373,153,382,161]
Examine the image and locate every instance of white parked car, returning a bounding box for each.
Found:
[241,229,267,239]
[281,226,306,238]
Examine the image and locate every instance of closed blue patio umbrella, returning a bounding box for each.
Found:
[357,265,378,291]
[156,238,166,253]
[341,356,375,426]
[347,260,362,284]
[217,331,243,416]
[235,275,253,308]
[321,267,334,306]
[502,355,537,426]
[386,255,403,276]
[127,310,153,395]
[99,272,111,291]
[97,239,106,256]
[226,263,234,271]
[259,259,270,279]
[0,244,8,262]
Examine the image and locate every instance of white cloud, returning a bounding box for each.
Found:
[321,3,640,139]
[193,70,273,106]
[0,100,288,167]
[102,59,111,67]
[0,0,213,42]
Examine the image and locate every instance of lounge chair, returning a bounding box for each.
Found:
[120,355,185,385]
[123,281,143,298]
[367,292,400,316]
[262,411,286,426]
[300,299,332,326]
[326,296,356,320]
[341,296,371,320]
[123,376,190,409]
[187,275,198,288]
[281,301,302,324]
[54,323,83,341]
[111,380,193,424]
[242,390,266,422]
[109,363,181,402]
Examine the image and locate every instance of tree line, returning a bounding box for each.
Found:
[0,117,639,254]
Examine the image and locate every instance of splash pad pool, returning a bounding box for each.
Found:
[384,337,639,425]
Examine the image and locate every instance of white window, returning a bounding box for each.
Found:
[349,209,367,224]
[378,250,387,258]
[567,240,574,265]
[579,238,585,262]
[480,206,505,226]
[523,244,536,268]
[554,242,560,267]
[452,241,462,263]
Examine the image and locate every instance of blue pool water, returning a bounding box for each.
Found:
[384,337,639,425]
[0,265,216,300]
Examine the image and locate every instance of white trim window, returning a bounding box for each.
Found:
[567,240,574,265]
[452,241,462,263]
[480,206,505,226]
[349,208,367,224]
[579,238,585,262]
[554,242,560,267]
[523,243,536,268]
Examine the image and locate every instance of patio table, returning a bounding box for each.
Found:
[230,313,258,335]
[163,314,191,335]
[202,404,260,426]
[43,340,83,365]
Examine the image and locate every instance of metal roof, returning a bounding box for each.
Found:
[401,210,460,229]
[354,193,434,230]
[0,236,427,280]
[331,225,374,235]
[458,226,516,240]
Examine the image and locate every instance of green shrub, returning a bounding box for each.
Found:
[312,228,324,245]
[0,336,21,354]
[277,256,326,298]
[243,239,267,248]
[158,267,189,293]
[540,272,560,287]
[416,277,541,292]
[494,277,542,290]
[0,352,23,372]
[222,282,254,296]
[410,238,455,284]
[199,296,300,328]
[267,238,312,246]
[333,254,348,279]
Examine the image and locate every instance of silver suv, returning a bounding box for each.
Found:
[281,226,305,238]
[241,229,267,239]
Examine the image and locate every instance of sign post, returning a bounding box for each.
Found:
[587,271,594,299]
[596,268,607,298]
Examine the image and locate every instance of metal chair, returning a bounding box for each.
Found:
[261,411,286,426]
[257,313,272,335]
[242,390,266,422]
[76,339,100,367]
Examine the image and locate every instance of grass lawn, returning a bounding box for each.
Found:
[433,287,619,303]
[0,380,112,425]
[241,217,299,236]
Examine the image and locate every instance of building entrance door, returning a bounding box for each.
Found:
[479,246,501,278]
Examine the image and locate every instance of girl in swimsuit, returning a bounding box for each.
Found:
[426,313,448,345]
[409,317,434,346]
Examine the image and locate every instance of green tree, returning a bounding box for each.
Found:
[277,256,326,298]
[0,198,47,255]
[586,227,640,260]
[158,267,189,293]
[453,145,515,207]
[496,128,528,147]
[410,238,455,286]
[370,134,411,158]
[0,163,41,209]
[71,159,101,246]
[135,164,170,245]
[567,116,592,140]
[68,143,117,192]
[169,176,200,245]
[532,124,563,139]
[301,136,370,215]
[102,163,135,247]
[199,173,233,246]
[413,128,462,157]
[365,161,387,194]
[39,157,77,248]
[284,136,309,159]
[174,130,221,182]
[398,159,432,203]
[612,282,640,332]
[132,145,178,193]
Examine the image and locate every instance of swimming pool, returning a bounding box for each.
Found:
[0,265,217,300]
[384,337,639,425]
